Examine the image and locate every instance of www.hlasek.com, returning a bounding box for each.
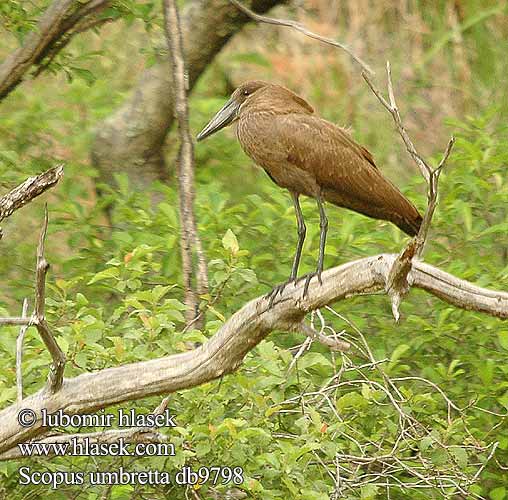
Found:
[16,408,244,489]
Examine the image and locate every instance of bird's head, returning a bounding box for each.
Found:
[196,81,268,141]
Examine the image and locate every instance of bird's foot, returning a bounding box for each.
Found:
[265,278,297,308]
[300,270,323,298]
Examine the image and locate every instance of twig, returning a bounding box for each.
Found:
[0,317,31,326]
[229,0,374,75]
[362,63,430,182]
[287,336,313,372]
[33,207,66,393]
[16,299,29,402]
[296,322,350,352]
[162,0,208,327]
[470,441,499,483]
[362,62,455,319]
[415,136,455,257]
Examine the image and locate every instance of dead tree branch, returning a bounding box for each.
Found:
[0,0,111,101]
[0,206,66,392]
[0,253,506,456]
[163,0,208,326]
[33,207,67,393]
[362,63,455,320]
[0,165,64,235]
[229,0,374,75]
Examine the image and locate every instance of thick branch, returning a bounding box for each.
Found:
[0,0,111,100]
[0,397,169,460]
[0,165,63,224]
[1,253,506,455]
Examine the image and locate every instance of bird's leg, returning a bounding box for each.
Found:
[266,193,307,306]
[303,195,328,297]
[290,193,306,281]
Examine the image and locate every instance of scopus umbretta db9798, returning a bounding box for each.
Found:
[197,81,422,300]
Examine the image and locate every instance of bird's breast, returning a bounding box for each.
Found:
[235,113,284,165]
[235,114,319,197]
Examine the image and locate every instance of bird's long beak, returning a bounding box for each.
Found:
[196,98,240,141]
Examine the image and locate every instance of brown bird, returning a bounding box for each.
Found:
[197,81,422,299]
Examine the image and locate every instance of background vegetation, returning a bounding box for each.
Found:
[0,0,507,498]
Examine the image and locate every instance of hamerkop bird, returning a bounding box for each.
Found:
[197,81,422,298]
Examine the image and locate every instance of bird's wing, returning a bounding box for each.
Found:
[275,114,421,233]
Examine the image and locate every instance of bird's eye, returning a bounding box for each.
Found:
[242,90,249,96]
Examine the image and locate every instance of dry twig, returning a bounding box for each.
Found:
[362,62,455,320]
[229,0,374,75]
[279,313,498,497]
[33,207,67,393]
[0,208,66,392]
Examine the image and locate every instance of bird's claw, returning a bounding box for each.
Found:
[266,270,323,307]
[265,278,296,308]
[301,270,323,298]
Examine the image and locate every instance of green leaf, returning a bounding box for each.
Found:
[56,336,69,354]
[361,484,379,499]
[87,267,119,284]
[498,331,508,350]
[450,446,468,469]
[222,229,239,255]
[490,487,506,500]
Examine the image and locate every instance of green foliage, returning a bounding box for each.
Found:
[1,105,507,498]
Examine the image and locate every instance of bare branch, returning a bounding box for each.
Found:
[415,135,455,258]
[0,0,111,100]
[0,318,31,326]
[32,208,66,393]
[297,322,350,352]
[230,0,374,75]
[162,0,208,326]
[34,207,50,319]
[362,62,456,319]
[0,165,63,227]
[16,299,29,402]
[1,253,506,456]
[363,64,430,182]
